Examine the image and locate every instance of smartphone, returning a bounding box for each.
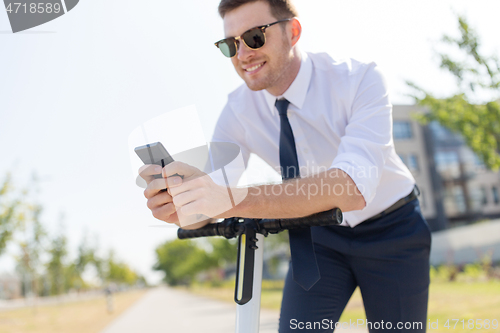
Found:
[135,142,175,179]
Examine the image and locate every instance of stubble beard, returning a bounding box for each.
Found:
[243,54,292,92]
[242,37,293,92]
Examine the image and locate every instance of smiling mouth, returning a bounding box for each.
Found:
[244,62,266,73]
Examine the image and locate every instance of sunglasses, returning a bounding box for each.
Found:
[215,18,292,58]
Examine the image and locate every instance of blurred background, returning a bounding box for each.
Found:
[1,0,499,332]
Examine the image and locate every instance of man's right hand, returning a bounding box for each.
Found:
[139,164,181,227]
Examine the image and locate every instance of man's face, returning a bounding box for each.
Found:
[223,1,293,93]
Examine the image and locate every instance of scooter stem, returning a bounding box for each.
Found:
[235,233,264,333]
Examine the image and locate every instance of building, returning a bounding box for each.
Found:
[393,105,500,231]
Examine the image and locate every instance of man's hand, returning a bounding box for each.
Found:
[139,164,181,226]
[140,162,237,228]
[162,162,237,224]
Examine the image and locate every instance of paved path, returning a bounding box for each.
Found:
[100,286,367,333]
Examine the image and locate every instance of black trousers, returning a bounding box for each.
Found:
[278,199,431,333]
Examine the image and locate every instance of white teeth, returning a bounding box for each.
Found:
[246,63,264,72]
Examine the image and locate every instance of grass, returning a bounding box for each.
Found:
[0,289,148,333]
[186,279,500,333]
[427,281,500,332]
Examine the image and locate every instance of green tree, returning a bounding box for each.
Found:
[75,232,93,273]
[46,231,68,295]
[154,235,289,286]
[70,232,100,290]
[0,175,20,256]
[64,263,82,292]
[153,239,216,286]
[408,15,500,170]
[15,204,46,297]
[208,238,237,267]
[78,233,108,286]
[104,250,141,286]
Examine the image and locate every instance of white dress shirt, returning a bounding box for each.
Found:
[212,51,415,227]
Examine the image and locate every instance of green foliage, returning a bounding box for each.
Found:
[410,94,500,169]
[72,232,105,288]
[431,254,497,283]
[2,174,144,296]
[0,175,20,256]
[263,232,290,276]
[407,15,500,170]
[261,279,284,290]
[265,230,289,250]
[46,232,68,295]
[208,237,237,266]
[75,233,94,273]
[154,232,290,286]
[64,263,85,292]
[15,204,47,297]
[154,239,217,286]
[44,235,142,295]
[430,265,459,282]
[104,250,141,285]
[462,262,485,280]
[439,16,500,93]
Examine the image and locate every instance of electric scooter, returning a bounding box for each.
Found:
[177,208,344,333]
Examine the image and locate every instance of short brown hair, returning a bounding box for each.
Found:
[218,0,298,19]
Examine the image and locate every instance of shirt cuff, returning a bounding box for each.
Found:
[330,152,381,206]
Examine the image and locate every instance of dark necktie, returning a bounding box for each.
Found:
[275,99,320,291]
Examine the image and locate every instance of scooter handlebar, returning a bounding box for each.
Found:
[177,208,343,240]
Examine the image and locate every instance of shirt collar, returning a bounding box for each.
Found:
[263,51,313,116]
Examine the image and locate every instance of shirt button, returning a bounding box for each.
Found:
[304,148,309,154]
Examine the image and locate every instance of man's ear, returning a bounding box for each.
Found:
[290,18,302,47]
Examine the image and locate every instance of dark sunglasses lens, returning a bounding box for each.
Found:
[218,39,237,57]
[242,28,265,49]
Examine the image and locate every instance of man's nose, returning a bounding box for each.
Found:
[237,41,255,61]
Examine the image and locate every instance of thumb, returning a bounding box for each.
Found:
[162,161,200,179]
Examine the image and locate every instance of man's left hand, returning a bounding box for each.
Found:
[159,161,236,226]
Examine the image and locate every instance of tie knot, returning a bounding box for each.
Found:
[275,99,290,116]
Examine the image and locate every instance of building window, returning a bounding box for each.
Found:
[408,154,419,173]
[393,121,413,140]
[429,121,450,141]
[434,151,460,179]
[453,186,467,214]
[399,153,419,174]
[481,187,488,206]
[429,121,463,142]
[470,186,487,211]
[493,186,499,205]
[443,185,467,215]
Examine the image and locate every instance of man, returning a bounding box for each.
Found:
[142,0,431,332]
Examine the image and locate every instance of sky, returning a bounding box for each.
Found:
[1,0,500,284]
